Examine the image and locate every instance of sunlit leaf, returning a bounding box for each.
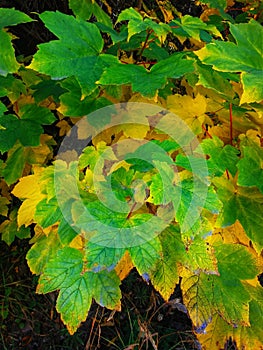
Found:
[195,20,263,104]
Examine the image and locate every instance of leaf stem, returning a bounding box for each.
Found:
[229,102,233,145]
[126,202,137,219]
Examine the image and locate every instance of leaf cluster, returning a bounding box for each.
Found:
[0,1,263,348]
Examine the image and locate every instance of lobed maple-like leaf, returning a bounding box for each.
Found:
[0,209,30,245]
[28,11,118,96]
[200,136,240,177]
[195,20,263,104]
[97,53,194,97]
[26,229,62,275]
[237,142,263,194]
[57,272,93,335]
[0,104,55,153]
[117,7,171,42]
[150,226,185,300]
[37,247,84,294]
[0,8,33,76]
[69,0,112,27]
[182,243,258,330]
[170,15,222,42]
[197,283,263,349]
[215,177,263,252]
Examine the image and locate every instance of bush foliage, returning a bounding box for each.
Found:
[0,1,263,349]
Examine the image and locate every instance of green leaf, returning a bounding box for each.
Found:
[34,197,62,228]
[91,270,121,309]
[174,176,221,234]
[57,272,93,335]
[59,76,111,117]
[0,30,19,76]
[182,244,256,329]
[37,247,83,293]
[0,74,26,100]
[171,15,222,41]
[0,9,33,76]
[32,79,66,103]
[2,143,26,185]
[58,217,79,245]
[85,242,125,271]
[196,63,235,100]
[0,209,30,245]
[148,161,177,205]
[98,53,194,97]
[183,237,218,275]
[195,20,263,104]
[215,178,263,252]
[128,238,161,276]
[69,0,112,27]
[237,143,263,194]
[0,8,33,29]
[118,8,170,42]
[0,104,55,153]
[150,226,184,300]
[28,11,117,96]
[200,136,240,177]
[27,230,62,275]
[74,200,169,248]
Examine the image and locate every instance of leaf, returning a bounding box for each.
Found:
[150,226,184,300]
[197,284,263,349]
[183,237,218,275]
[170,15,222,41]
[0,196,9,217]
[98,53,194,97]
[0,8,33,29]
[0,8,33,76]
[115,250,134,280]
[37,247,83,294]
[196,63,235,100]
[182,243,257,330]
[69,0,112,27]
[128,238,161,276]
[2,143,26,185]
[34,197,62,228]
[148,160,177,205]
[237,143,263,194]
[0,209,30,245]
[214,178,263,252]
[200,136,240,177]
[0,104,55,153]
[91,270,121,310]
[167,93,207,134]
[118,8,170,42]
[12,171,46,227]
[74,200,169,248]
[85,242,125,271]
[27,229,62,275]
[174,176,221,234]
[57,272,93,335]
[195,20,263,104]
[58,76,111,117]
[28,11,118,96]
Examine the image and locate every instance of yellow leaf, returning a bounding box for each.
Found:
[69,234,85,250]
[167,93,207,134]
[12,172,45,227]
[115,250,134,280]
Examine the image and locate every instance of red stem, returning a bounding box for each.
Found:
[126,202,137,220]
[202,124,212,139]
[229,103,233,145]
